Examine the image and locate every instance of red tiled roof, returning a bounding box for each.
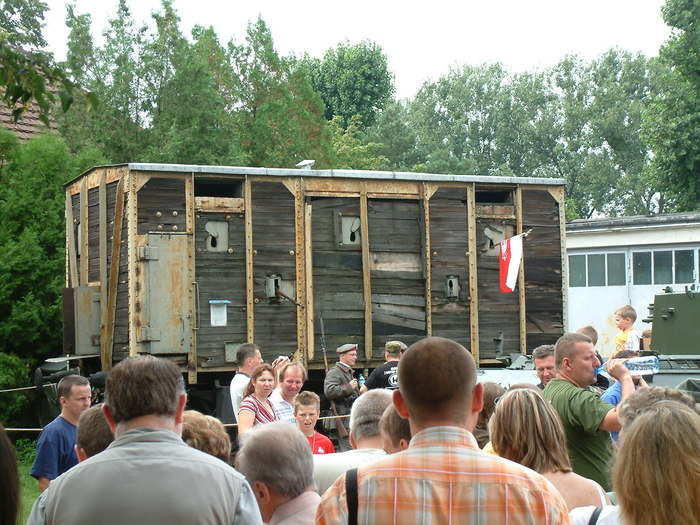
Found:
[0,99,57,141]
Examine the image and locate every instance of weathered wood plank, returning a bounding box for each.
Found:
[360,189,372,360]
[467,184,479,360]
[516,186,526,354]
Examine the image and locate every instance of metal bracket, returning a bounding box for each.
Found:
[139,326,162,342]
[137,245,159,261]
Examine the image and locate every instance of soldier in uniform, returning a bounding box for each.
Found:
[323,343,359,452]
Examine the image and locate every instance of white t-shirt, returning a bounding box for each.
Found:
[269,389,295,424]
[569,506,621,525]
[229,373,250,422]
[313,448,386,495]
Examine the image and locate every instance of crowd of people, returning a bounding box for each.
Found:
[0,302,698,524]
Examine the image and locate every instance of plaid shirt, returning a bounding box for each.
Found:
[316,426,569,525]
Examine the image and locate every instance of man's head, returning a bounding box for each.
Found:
[394,337,482,431]
[294,391,320,437]
[349,389,392,448]
[277,362,307,400]
[531,345,556,387]
[57,375,91,424]
[182,410,231,463]
[236,422,313,522]
[103,356,186,434]
[384,341,406,362]
[237,343,263,374]
[554,333,599,388]
[576,325,598,346]
[75,404,113,461]
[477,382,506,427]
[379,404,411,454]
[337,344,358,367]
[618,386,698,428]
[614,305,637,331]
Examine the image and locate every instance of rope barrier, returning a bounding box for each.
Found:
[5,413,351,433]
[0,385,54,394]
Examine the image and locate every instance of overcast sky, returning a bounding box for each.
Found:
[43,0,671,99]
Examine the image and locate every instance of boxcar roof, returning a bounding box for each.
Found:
[67,163,567,187]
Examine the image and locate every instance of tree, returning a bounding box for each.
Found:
[302,40,394,129]
[329,115,387,170]
[642,0,700,210]
[0,0,86,124]
[363,100,422,171]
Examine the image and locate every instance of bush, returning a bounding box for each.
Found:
[0,352,31,426]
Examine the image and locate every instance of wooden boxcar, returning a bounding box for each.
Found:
[63,164,567,383]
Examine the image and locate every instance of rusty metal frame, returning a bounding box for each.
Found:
[293,178,307,362]
[516,186,527,354]
[244,177,254,342]
[360,185,372,360]
[467,183,479,362]
[65,192,79,288]
[98,172,108,359]
[126,171,139,356]
[421,183,433,336]
[186,173,197,383]
[304,202,315,361]
[79,179,89,285]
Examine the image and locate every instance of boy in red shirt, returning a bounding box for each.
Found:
[294,391,334,455]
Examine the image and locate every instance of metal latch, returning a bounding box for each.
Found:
[138,245,159,261]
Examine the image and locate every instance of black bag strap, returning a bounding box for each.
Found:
[587,507,603,525]
[345,467,359,525]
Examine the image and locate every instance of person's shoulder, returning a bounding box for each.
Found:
[44,416,73,432]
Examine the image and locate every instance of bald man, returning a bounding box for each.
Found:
[544,332,633,491]
[316,337,568,524]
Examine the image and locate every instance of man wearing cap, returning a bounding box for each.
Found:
[361,341,405,393]
[323,344,360,452]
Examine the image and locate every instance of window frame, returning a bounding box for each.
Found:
[631,247,699,286]
[568,251,627,288]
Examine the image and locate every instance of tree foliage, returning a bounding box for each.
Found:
[302,40,394,129]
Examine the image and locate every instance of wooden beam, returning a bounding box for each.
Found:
[126,171,139,356]
[515,186,527,355]
[245,178,254,342]
[558,190,569,331]
[100,178,125,371]
[421,183,432,336]
[186,174,197,384]
[79,178,89,285]
[98,172,108,358]
[65,192,79,288]
[304,203,315,362]
[467,183,479,362]
[360,188,372,360]
[293,179,306,362]
[194,196,244,213]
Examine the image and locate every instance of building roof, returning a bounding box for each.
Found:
[68,162,567,187]
[567,212,700,233]
[0,99,57,141]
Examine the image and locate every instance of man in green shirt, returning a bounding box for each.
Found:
[544,332,633,491]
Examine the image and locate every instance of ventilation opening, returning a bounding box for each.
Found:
[195,179,243,197]
[475,190,512,204]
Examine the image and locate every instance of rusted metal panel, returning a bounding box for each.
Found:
[126,171,139,356]
[467,184,480,361]
[74,285,101,355]
[186,174,197,383]
[137,233,193,355]
[516,186,527,354]
[79,179,89,285]
[293,178,307,361]
[65,192,79,288]
[304,203,315,361]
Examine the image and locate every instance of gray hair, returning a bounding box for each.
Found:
[349,389,393,441]
[235,422,312,499]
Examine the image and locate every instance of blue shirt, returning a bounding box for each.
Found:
[600,382,622,442]
[31,416,78,480]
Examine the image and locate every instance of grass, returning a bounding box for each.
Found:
[19,460,40,523]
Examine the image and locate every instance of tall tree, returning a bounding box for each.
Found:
[302,40,394,129]
[642,0,700,210]
[364,100,422,171]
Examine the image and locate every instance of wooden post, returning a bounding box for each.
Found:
[422,183,432,336]
[186,174,197,384]
[467,184,479,363]
[360,187,372,360]
[293,178,307,361]
[126,172,138,356]
[98,173,108,362]
[65,193,79,288]
[100,178,125,371]
[244,178,255,342]
[516,186,527,355]
[79,179,89,285]
[304,203,315,361]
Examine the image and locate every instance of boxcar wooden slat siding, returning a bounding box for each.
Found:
[63,164,566,379]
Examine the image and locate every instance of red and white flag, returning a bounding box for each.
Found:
[499,234,524,293]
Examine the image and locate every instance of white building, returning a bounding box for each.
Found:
[566,212,700,356]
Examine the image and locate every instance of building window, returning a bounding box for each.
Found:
[569,252,626,287]
[633,249,697,285]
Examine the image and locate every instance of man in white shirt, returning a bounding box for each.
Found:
[313,389,392,494]
[270,362,307,423]
[230,343,263,420]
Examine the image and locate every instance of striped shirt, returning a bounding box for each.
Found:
[239,395,278,427]
[316,426,570,525]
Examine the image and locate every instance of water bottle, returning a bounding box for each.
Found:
[358,373,366,388]
[624,356,660,376]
